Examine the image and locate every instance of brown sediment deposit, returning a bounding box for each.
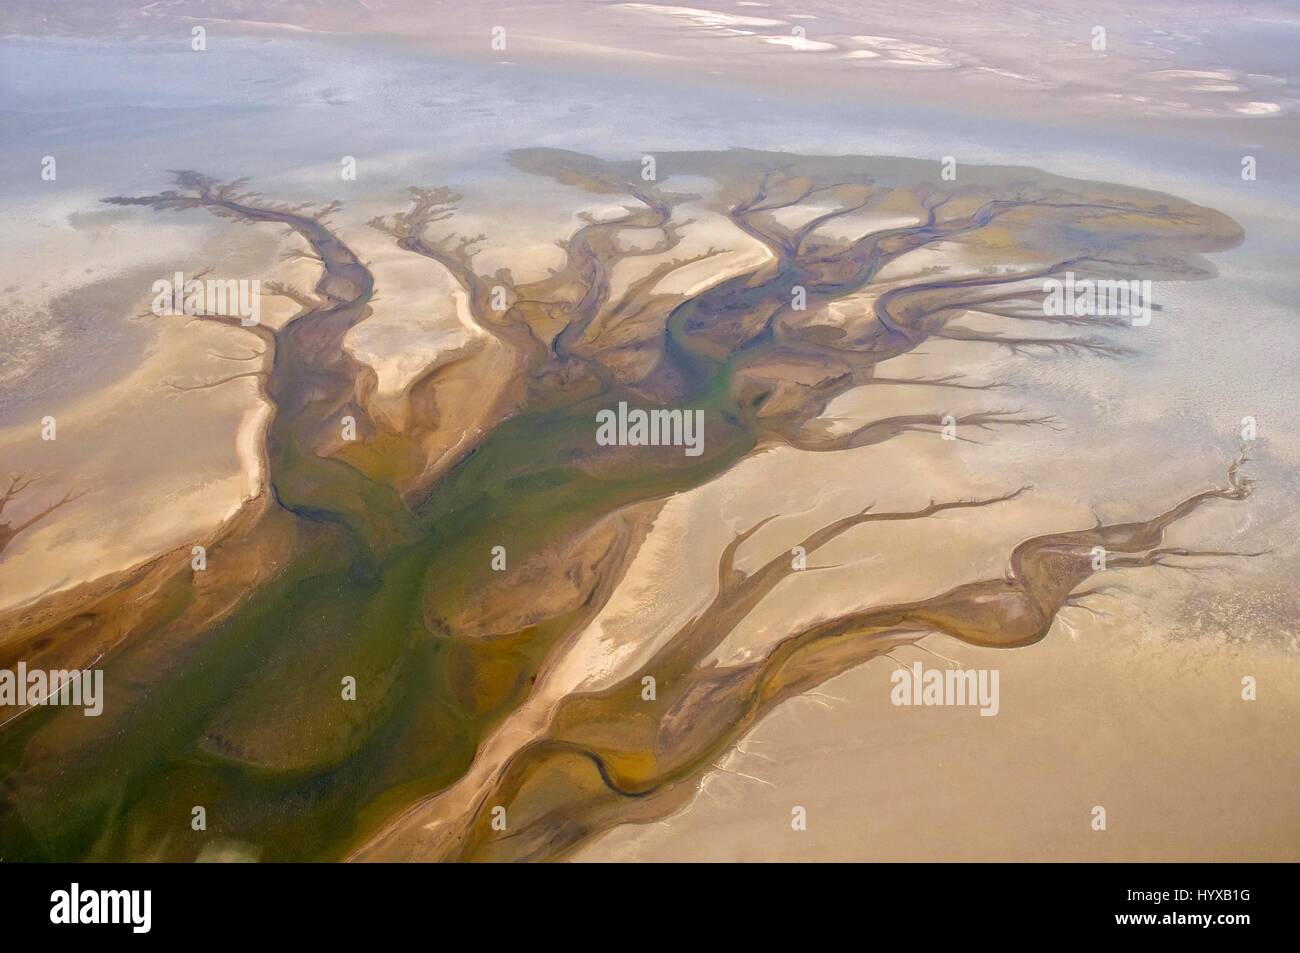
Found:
[0,149,1270,862]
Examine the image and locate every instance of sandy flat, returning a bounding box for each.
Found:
[0,220,296,612]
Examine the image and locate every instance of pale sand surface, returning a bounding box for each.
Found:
[574,620,1300,861]
[0,221,299,612]
[0,336,259,612]
[811,206,926,244]
[608,197,774,303]
[339,223,484,398]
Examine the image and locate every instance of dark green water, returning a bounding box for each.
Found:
[0,293,758,861]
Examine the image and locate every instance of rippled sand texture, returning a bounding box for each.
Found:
[4,146,1282,861]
